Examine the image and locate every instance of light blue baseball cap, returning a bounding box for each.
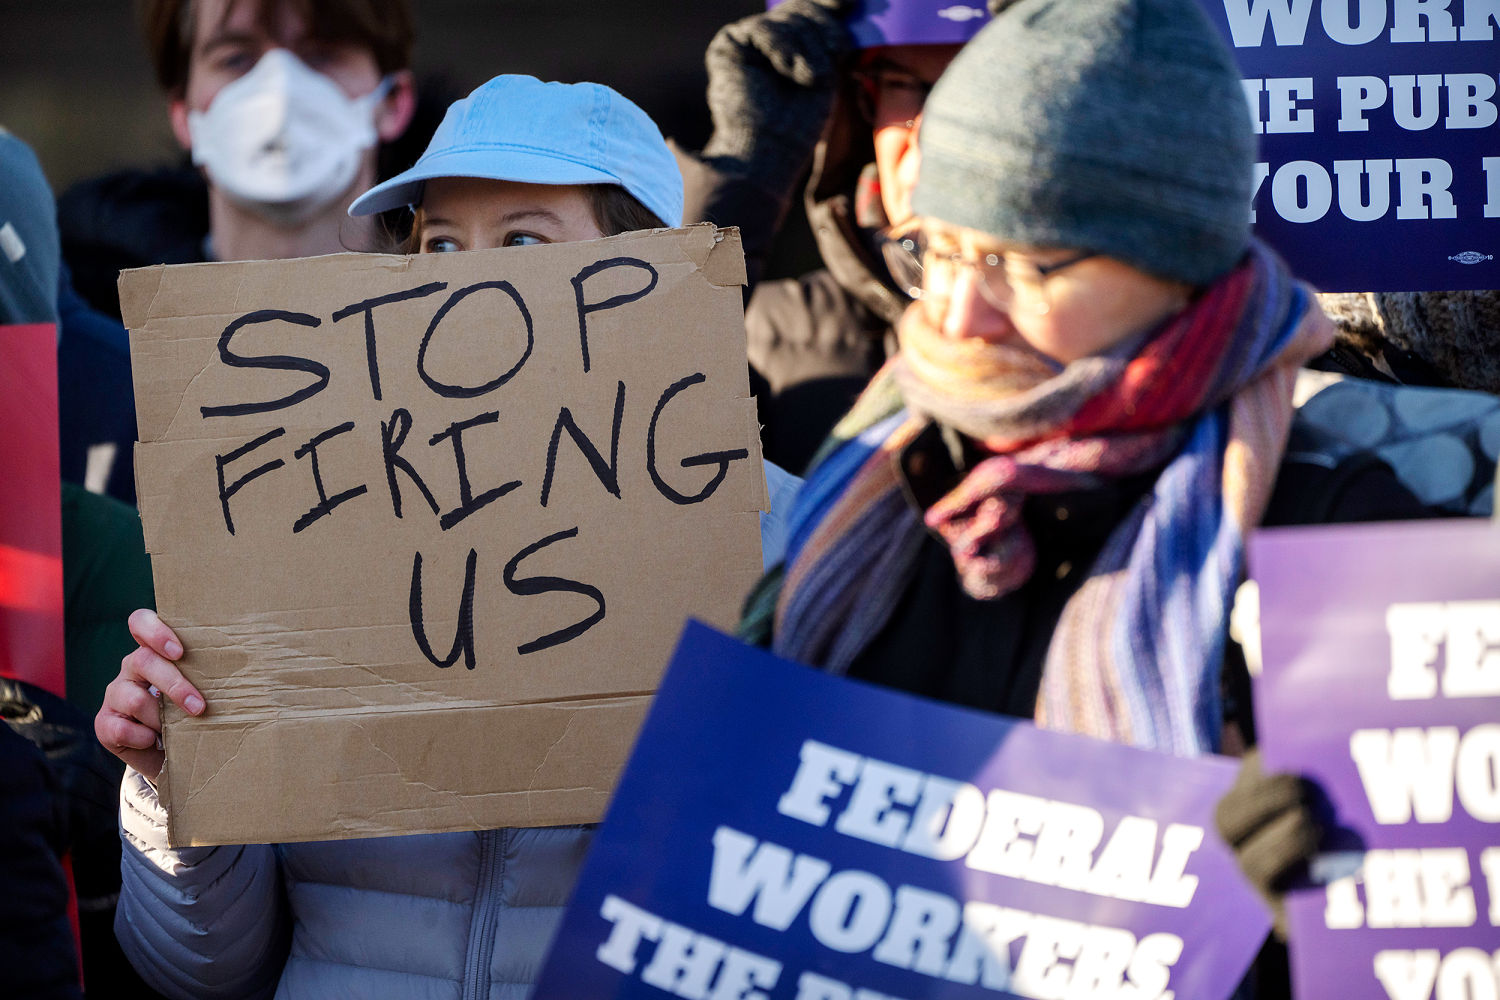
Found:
[349,74,684,227]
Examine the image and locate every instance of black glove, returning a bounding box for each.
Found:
[701,0,857,198]
[1215,749,1321,940]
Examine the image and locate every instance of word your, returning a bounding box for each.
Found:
[1222,0,1500,48]
[776,740,1205,907]
[1373,945,1500,1000]
[1248,158,1500,224]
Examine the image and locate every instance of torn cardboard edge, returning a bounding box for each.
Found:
[124,226,766,845]
[163,694,653,846]
[119,224,745,330]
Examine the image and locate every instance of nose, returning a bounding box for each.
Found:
[937,264,1008,341]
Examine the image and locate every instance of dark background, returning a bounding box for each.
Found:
[0,1,759,197]
[1,1,824,281]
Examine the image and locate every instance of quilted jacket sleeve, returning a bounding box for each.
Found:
[115,768,290,1000]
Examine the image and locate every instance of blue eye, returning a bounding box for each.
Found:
[424,236,461,254]
[504,232,545,247]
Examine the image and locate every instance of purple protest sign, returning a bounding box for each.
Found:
[1252,519,1500,1000]
[767,1,992,48]
[1195,0,1499,292]
[533,622,1270,1000]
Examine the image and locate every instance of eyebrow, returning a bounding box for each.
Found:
[197,29,260,55]
[421,208,568,233]
[497,209,565,227]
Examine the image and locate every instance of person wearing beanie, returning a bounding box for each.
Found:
[97,74,799,1000]
[741,0,1438,992]
[681,0,992,476]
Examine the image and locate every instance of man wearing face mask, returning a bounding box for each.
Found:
[58,0,417,320]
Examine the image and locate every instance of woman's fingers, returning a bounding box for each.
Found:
[95,611,207,779]
[127,608,185,662]
[122,618,204,716]
[98,678,162,745]
[96,676,166,779]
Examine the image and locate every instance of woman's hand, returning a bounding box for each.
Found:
[94,609,205,781]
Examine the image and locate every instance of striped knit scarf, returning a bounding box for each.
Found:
[741,240,1333,756]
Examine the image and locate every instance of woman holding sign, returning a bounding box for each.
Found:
[98,75,797,1000]
[739,0,1430,989]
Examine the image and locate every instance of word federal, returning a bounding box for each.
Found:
[777,741,1205,908]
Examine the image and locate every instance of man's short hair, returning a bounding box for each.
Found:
[141,0,415,94]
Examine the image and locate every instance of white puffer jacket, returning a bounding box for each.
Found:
[116,769,589,1000]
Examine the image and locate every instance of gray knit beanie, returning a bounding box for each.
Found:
[914,0,1255,286]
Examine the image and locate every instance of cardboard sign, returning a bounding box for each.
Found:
[1251,520,1500,1000]
[120,226,766,846]
[1198,0,1499,291]
[0,323,65,697]
[533,623,1271,1000]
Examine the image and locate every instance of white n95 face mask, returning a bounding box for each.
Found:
[187,49,389,226]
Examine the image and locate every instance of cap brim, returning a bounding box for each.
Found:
[348,146,621,217]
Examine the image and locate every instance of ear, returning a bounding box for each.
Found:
[375,70,417,143]
[168,95,194,151]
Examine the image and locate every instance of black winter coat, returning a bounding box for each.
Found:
[680,80,906,477]
[0,690,84,1000]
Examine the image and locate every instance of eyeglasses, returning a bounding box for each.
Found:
[851,66,933,128]
[880,227,1098,312]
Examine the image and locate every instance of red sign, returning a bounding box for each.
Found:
[0,322,65,696]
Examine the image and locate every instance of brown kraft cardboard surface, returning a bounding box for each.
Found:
[120,225,766,846]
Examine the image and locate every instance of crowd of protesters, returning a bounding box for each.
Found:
[3,0,1497,997]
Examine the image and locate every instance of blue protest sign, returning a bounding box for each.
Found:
[1252,520,1500,1000]
[1198,0,1499,291]
[533,622,1270,1000]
